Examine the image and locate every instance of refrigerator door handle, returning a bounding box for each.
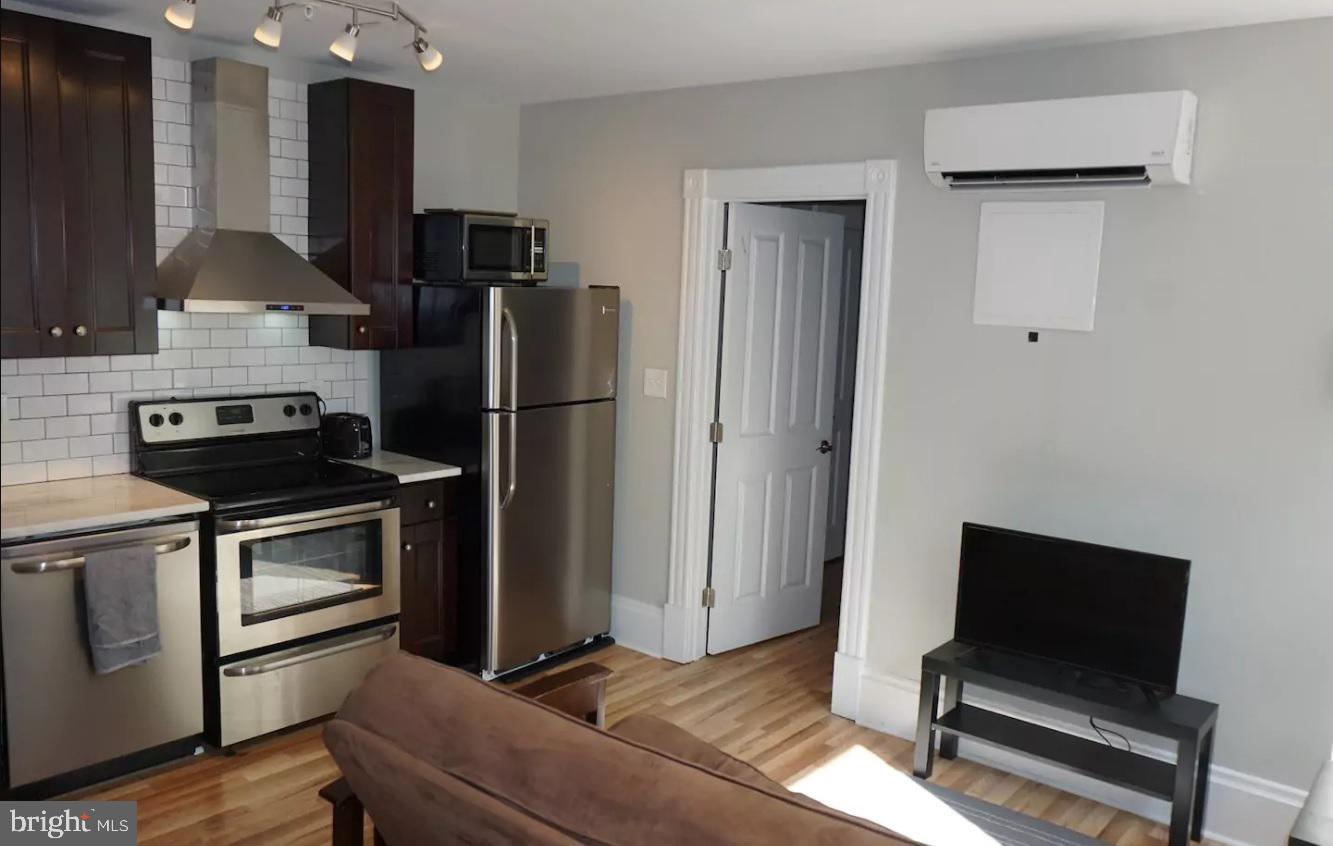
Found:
[499,412,517,509]
[501,307,519,410]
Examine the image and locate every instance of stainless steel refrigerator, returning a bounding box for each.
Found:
[380,285,618,677]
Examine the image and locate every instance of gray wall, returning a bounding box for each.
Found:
[518,18,1333,787]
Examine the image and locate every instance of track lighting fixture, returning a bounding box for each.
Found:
[174,1,443,73]
[253,5,284,49]
[412,30,442,72]
[164,0,197,31]
[329,11,361,63]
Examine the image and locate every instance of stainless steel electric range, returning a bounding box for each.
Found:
[130,392,400,746]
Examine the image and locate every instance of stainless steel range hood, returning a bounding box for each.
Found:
[155,59,368,316]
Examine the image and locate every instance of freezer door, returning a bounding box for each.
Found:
[484,401,615,674]
[484,286,619,410]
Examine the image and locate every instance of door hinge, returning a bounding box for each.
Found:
[709,421,724,444]
[702,586,716,608]
[716,249,733,272]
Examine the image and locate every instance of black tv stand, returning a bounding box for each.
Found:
[914,641,1218,846]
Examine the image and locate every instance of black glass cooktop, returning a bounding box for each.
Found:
[152,459,396,512]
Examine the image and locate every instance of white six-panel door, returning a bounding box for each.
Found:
[707,203,844,655]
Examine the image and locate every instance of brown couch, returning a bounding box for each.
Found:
[322,652,918,845]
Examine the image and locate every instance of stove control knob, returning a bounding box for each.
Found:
[283,404,296,417]
[299,403,313,416]
[148,413,164,427]
[168,412,184,426]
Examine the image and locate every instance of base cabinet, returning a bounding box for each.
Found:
[398,479,459,662]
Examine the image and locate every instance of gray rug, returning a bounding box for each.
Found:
[920,781,1106,846]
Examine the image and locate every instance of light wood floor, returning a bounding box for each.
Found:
[82,568,1214,845]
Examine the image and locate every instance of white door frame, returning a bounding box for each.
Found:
[663,160,899,719]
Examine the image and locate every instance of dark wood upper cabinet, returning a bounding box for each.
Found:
[308,78,414,350]
[0,10,156,359]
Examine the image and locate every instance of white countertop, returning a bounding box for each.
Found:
[336,450,461,485]
[0,474,209,541]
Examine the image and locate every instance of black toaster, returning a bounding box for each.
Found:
[321,412,373,459]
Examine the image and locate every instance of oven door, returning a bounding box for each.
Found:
[214,500,400,657]
[463,215,547,283]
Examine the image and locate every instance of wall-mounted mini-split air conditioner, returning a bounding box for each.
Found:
[924,91,1197,190]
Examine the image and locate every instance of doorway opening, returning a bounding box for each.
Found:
[702,200,866,656]
[665,160,897,722]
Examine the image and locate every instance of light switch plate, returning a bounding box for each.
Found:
[643,368,669,399]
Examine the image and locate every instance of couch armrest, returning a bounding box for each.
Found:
[512,663,612,728]
[1291,759,1332,846]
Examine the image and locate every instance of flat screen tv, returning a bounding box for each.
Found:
[954,523,1190,693]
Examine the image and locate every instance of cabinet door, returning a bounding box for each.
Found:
[0,11,155,359]
[309,79,413,350]
[349,80,413,350]
[400,519,445,661]
[1,12,65,357]
[55,19,156,356]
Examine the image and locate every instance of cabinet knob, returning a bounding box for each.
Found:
[74,324,88,337]
[427,499,437,510]
[48,326,63,338]
[403,543,413,552]
[358,325,368,335]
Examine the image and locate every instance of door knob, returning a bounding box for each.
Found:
[426,499,437,510]
[358,325,368,335]
[403,543,413,552]
[48,326,63,338]
[817,440,833,454]
[74,324,88,337]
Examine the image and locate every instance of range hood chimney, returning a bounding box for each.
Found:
[155,58,368,316]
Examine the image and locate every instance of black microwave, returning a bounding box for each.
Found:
[414,210,548,284]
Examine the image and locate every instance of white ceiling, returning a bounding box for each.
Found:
[13,0,1333,102]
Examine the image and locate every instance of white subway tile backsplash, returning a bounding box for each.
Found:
[111,355,153,371]
[42,373,90,395]
[2,67,374,487]
[45,416,90,439]
[192,348,230,368]
[68,393,112,415]
[69,435,112,458]
[209,328,248,347]
[133,370,172,391]
[172,369,213,389]
[1,419,44,442]
[4,462,48,484]
[23,438,69,462]
[93,454,131,476]
[229,348,266,366]
[65,356,110,373]
[153,349,192,370]
[18,358,65,375]
[47,458,92,481]
[89,371,133,394]
[21,396,66,419]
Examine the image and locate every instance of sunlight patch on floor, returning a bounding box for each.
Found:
[788,744,1000,846]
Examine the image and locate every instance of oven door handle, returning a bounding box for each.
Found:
[216,499,394,534]
[222,623,397,677]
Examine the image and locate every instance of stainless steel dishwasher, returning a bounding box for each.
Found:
[1,519,204,790]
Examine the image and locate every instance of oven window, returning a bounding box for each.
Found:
[467,224,527,272]
[238,520,383,625]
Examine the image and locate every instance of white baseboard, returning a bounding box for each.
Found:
[855,670,1305,846]
[610,594,664,658]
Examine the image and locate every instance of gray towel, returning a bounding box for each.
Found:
[83,544,161,674]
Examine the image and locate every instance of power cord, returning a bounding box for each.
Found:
[1090,717,1131,752]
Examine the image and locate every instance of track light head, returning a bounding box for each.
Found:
[254,5,284,49]
[412,32,442,72]
[164,0,197,31]
[329,11,360,64]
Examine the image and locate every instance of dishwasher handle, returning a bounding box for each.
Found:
[6,535,193,574]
